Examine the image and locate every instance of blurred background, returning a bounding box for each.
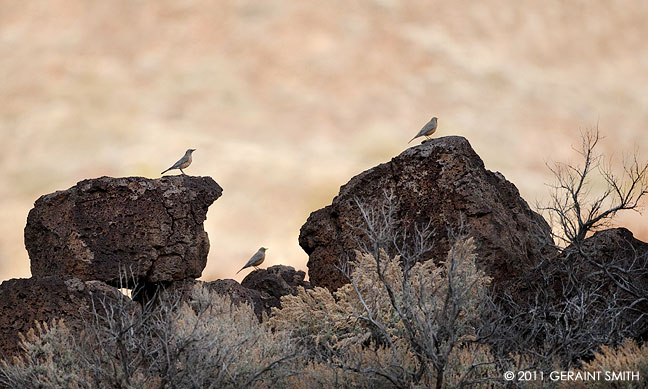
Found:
[1,0,647,283]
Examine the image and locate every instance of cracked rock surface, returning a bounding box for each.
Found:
[299,136,556,293]
[25,175,222,285]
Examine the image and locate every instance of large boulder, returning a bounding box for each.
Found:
[299,136,556,293]
[25,176,222,286]
[0,277,130,360]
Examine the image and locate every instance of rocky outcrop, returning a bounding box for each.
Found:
[241,265,311,312]
[562,228,648,338]
[573,227,648,268]
[25,176,223,286]
[299,136,556,293]
[0,277,132,359]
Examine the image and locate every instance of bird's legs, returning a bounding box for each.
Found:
[180,168,186,175]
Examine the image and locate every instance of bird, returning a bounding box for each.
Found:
[236,247,268,274]
[408,117,438,144]
[161,149,196,175]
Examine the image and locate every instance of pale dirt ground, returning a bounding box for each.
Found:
[1,0,647,283]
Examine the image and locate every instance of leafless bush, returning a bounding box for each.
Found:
[479,277,639,372]
[1,283,299,389]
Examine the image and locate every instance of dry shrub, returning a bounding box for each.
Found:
[0,320,89,389]
[0,285,298,389]
[271,237,498,388]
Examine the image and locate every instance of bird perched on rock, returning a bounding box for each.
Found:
[408,117,438,144]
[161,149,196,175]
[236,247,268,274]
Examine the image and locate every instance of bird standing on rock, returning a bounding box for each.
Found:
[408,117,438,144]
[236,247,268,274]
[161,149,196,175]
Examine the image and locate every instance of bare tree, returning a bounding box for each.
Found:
[541,127,648,246]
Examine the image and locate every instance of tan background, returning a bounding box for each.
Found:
[1,0,647,283]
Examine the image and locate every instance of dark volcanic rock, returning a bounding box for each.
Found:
[25,176,222,285]
[563,228,648,338]
[575,227,648,266]
[241,265,311,310]
[0,277,130,360]
[299,136,556,293]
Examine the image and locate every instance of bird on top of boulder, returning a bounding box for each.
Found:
[161,149,196,175]
[236,247,268,274]
[408,117,438,144]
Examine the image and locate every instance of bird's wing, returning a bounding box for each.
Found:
[248,251,263,266]
[237,251,262,273]
[171,157,186,169]
[419,120,437,135]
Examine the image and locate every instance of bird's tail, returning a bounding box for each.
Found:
[236,266,246,274]
[161,168,171,175]
[407,136,417,144]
